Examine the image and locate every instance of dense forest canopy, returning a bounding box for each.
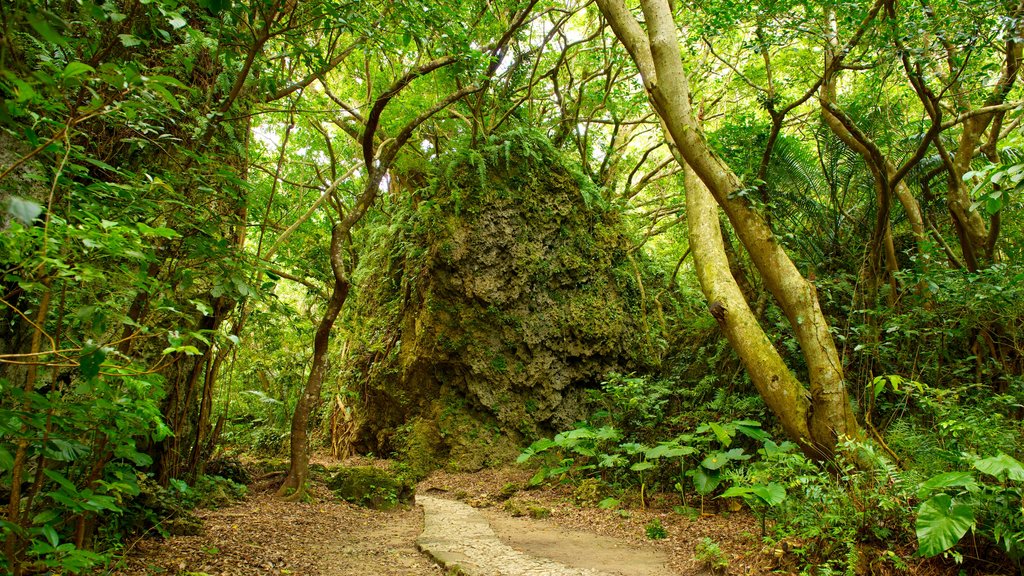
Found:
[1,0,1022,573]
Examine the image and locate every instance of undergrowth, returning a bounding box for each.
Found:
[518,370,1024,575]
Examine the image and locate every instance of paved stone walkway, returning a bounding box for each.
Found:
[416,495,619,576]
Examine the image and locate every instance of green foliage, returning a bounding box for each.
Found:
[644,518,667,539]
[694,537,729,574]
[588,373,670,440]
[718,439,912,574]
[914,452,1024,563]
[517,397,767,515]
[0,370,168,573]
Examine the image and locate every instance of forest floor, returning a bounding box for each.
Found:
[105,457,792,576]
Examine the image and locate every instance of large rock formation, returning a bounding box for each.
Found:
[341,131,655,473]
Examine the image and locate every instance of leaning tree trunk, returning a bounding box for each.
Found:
[277,225,350,499]
[597,0,860,457]
[684,164,815,450]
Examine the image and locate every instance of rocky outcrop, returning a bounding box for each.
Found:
[342,131,655,473]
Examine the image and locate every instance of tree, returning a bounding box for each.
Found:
[595,0,860,458]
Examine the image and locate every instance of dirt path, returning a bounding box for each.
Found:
[109,490,442,576]
[484,511,668,575]
[109,466,764,575]
[418,495,668,576]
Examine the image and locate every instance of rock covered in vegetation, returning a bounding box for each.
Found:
[327,466,414,509]
[342,130,656,473]
[204,456,252,486]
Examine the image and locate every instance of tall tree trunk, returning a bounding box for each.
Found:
[277,225,350,499]
[597,0,860,457]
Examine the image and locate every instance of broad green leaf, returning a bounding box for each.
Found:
[119,34,143,47]
[597,497,619,509]
[973,453,1024,482]
[137,223,180,238]
[81,494,120,512]
[79,346,106,381]
[750,483,786,506]
[147,75,188,89]
[693,467,721,495]
[32,509,59,524]
[27,13,67,46]
[645,443,695,459]
[708,422,731,446]
[0,445,13,471]
[598,453,626,468]
[41,525,59,547]
[166,13,187,29]
[63,62,95,79]
[630,461,655,472]
[198,0,232,14]
[720,486,753,498]
[724,448,750,461]
[916,494,975,557]
[916,471,979,499]
[517,438,555,463]
[593,426,621,441]
[700,452,729,470]
[45,439,88,462]
[149,84,181,110]
[620,442,648,455]
[43,469,79,493]
[734,425,769,441]
[721,483,786,506]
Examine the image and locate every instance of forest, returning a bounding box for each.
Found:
[1,0,1022,573]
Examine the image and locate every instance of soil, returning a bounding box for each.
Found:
[105,459,776,576]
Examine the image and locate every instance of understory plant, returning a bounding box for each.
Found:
[1,369,169,574]
[518,384,768,510]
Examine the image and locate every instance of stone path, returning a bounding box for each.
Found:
[416,495,660,576]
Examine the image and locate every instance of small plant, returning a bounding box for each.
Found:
[645,518,668,539]
[573,478,608,505]
[720,481,787,537]
[695,537,729,573]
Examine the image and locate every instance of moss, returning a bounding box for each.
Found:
[438,397,522,471]
[489,355,508,373]
[327,466,414,510]
[398,414,446,479]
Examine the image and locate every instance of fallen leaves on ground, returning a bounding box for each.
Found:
[108,461,777,576]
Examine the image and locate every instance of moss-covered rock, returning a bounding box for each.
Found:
[204,456,252,485]
[341,129,657,471]
[327,466,414,510]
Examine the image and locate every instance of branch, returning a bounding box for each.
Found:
[940,100,1024,130]
[261,162,360,261]
[266,267,329,299]
[362,55,459,170]
[270,35,366,101]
